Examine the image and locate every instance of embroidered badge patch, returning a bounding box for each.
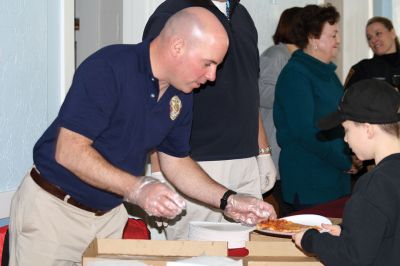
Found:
[344,68,355,88]
[169,95,182,121]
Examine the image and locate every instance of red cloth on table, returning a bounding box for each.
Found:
[291,196,350,218]
[0,225,8,264]
[122,218,150,240]
[228,247,249,257]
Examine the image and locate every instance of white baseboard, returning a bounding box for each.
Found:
[0,190,15,219]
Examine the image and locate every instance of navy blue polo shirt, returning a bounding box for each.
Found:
[33,40,193,211]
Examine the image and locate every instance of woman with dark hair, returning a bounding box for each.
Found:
[272,7,303,45]
[258,6,302,217]
[273,4,356,212]
[345,16,400,88]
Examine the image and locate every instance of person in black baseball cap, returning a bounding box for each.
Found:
[320,78,400,174]
[318,79,400,129]
[293,79,400,265]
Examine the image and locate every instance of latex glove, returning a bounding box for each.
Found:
[125,176,186,219]
[224,193,277,225]
[257,154,277,193]
[151,171,173,227]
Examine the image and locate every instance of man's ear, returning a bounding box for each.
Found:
[170,37,185,58]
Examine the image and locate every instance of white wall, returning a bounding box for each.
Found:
[122,0,322,52]
[241,0,323,55]
[121,0,374,82]
[123,0,164,44]
[392,1,400,32]
[75,0,123,67]
[340,0,373,81]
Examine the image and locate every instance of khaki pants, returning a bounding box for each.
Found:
[165,157,261,240]
[9,169,128,266]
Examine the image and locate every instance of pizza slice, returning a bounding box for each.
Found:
[257,219,321,234]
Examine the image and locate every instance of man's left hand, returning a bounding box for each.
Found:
[257,154,277,193]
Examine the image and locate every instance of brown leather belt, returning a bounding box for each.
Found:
[30,168,108,216]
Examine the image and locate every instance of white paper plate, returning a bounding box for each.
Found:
[188,221,255,248]
[256,214,332,236]
[285,214,331,226]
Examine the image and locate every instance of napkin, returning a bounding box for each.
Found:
[167,256,242,266]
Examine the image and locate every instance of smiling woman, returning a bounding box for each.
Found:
[344,16,400,89]
[366,17,399,55]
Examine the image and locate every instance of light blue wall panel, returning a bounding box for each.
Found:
[0,0,61,192]
[373,0,392,18]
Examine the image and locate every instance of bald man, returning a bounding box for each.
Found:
[9,7,275,266]
[145,0,277,240]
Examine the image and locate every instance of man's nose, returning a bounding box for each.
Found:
[205,65,217,81]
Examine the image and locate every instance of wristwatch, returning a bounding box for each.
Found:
[259,146,272,155]
[219,189,237,210]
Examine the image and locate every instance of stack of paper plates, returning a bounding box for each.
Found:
[188,221,254,249]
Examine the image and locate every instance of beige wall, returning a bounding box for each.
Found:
[329,0,372,82]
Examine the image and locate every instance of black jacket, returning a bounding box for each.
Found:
[345,52,400,88]
[302,153,400,266]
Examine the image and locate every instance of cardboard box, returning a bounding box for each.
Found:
[83,237,322,266]
[245,232,322,265]
[82,239,228,266]
[82,217,341,264]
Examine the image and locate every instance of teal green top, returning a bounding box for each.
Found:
[273,50,352,205]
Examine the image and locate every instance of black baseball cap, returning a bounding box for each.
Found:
[317,79,400,130]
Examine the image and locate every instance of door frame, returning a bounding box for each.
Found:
[62,1,75,97]
[62,1,162,96]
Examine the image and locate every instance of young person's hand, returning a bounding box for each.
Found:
[292,223,342,249]
[352,155,363,170]
[292,229,307,249]
[322,223,341,236]
[347,155,363,174]
[347,164,359,174]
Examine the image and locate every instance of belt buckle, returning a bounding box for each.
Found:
[95,210,107,216]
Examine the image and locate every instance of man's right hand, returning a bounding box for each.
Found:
[125,176,186,219]
[224,193,277,225]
